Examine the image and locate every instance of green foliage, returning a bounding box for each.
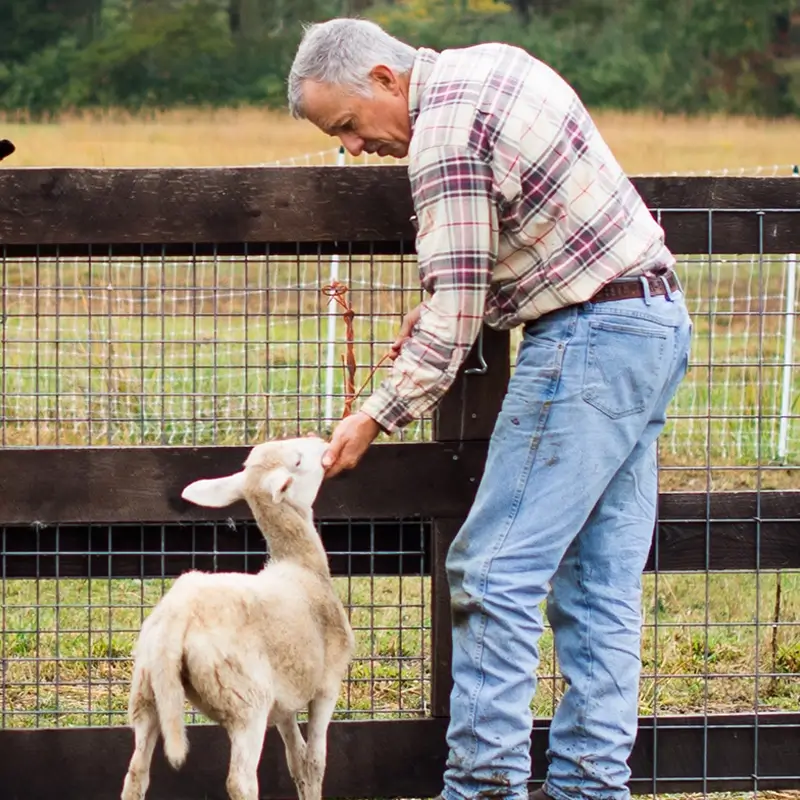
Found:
[369,0,798,116]
[66,1,238,108]
[0,0,101,64]
[0,0,797,116]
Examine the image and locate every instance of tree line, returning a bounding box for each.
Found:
[1,0,797,117]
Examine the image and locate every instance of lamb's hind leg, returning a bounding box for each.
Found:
[225,710,269,800]
[121,703,160,800]
[276,714,309,800]
[304,693,338,800]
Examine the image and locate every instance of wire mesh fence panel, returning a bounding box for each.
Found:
[0,243,434,732]
[663,248,800,480]
[2,216,798,467]
[0,519,432,728]
[645,207,800,794]
[0,245,429,447]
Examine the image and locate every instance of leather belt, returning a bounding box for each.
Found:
[588,269,681,303]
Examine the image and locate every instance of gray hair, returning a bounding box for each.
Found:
[287,18,417,119]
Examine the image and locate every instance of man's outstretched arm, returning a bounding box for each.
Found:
[323,144,498,477]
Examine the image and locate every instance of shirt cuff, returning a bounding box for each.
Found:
[358,385,416,435]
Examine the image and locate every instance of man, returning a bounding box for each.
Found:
[288,18,691,800]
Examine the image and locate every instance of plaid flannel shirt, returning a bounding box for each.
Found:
[359,43,675,434]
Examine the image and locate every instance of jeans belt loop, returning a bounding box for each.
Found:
[639,275,653,306]
[660,273,675,302]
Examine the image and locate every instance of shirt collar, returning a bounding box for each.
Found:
[408,47,440,132]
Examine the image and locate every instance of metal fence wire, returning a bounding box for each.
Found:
[1,519,431,728]
[0,204,799,793]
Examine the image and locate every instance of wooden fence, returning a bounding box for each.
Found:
[0,168,799,799]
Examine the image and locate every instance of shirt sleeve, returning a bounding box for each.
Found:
[359,144,498,433]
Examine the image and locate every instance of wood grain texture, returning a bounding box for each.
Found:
[1,446,798,574]
[1,486,797,578]
[0,442,487,525]
[654,490,800,570]
[633,175,800,209]
[0,166,415,246]
[1,170,798,254]
[430,518,461,717]
[0,713,797,798]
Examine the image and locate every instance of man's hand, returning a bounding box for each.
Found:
[389,303,424,360]
[322,411,382,478]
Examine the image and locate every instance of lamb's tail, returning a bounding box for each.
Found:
[130,606,191,769]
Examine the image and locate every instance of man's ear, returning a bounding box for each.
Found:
[182,472,245,508]
[260,466,294,504]
[370,64,400,93]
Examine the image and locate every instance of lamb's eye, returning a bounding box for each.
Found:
[296,455,302,467]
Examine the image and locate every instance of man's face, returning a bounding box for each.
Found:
[300,66,412,159]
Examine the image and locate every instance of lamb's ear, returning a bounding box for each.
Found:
[260,466,293,503]
[181,472,246,508]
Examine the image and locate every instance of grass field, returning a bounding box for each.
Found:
[3,107,800,174]
[1,108,799,797]
[2,571,799,729]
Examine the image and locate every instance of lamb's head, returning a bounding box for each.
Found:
[181,435,329,513]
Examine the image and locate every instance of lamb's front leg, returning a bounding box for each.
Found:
[276,715,308,800]
[304,694,338,800]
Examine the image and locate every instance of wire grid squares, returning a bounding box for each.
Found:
[646,207,799,790]
[0,244,429,447]
[0,243,433,731]
[0,519,431,728]
[662,246,800,482]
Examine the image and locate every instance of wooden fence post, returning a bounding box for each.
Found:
[430,325,510,717]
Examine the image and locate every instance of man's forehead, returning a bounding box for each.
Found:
[302,81,353,125]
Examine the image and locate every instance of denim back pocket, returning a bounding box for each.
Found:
[581,318,669,419]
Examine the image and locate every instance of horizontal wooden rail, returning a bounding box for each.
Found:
[0,713,797,798]
[0,442,486,524]
[1,445,799,575]
[1,171,799,254]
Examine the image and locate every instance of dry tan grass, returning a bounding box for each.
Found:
[594,111,800,175]
[2,107,332,167]
[3,107,800,172]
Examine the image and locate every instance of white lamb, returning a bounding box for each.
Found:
[120,435,355,800]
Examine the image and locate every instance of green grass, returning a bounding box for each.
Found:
[0,254,427,445]
[2,572,798,729]
[0,575,432,728]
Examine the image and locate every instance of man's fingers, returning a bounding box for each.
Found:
[398,315,417,340]
[324,460,344,479]
[388,305,423,362]
[389,336,407,359]
[324,446,356,478]
[322,440,341,469]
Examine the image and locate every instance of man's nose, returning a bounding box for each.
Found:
[339,132,365,157]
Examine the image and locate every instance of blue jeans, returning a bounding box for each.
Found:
[443,286,692,800]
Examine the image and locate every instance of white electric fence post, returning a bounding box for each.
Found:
[324,146,347,426]
[777,165,799,462]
